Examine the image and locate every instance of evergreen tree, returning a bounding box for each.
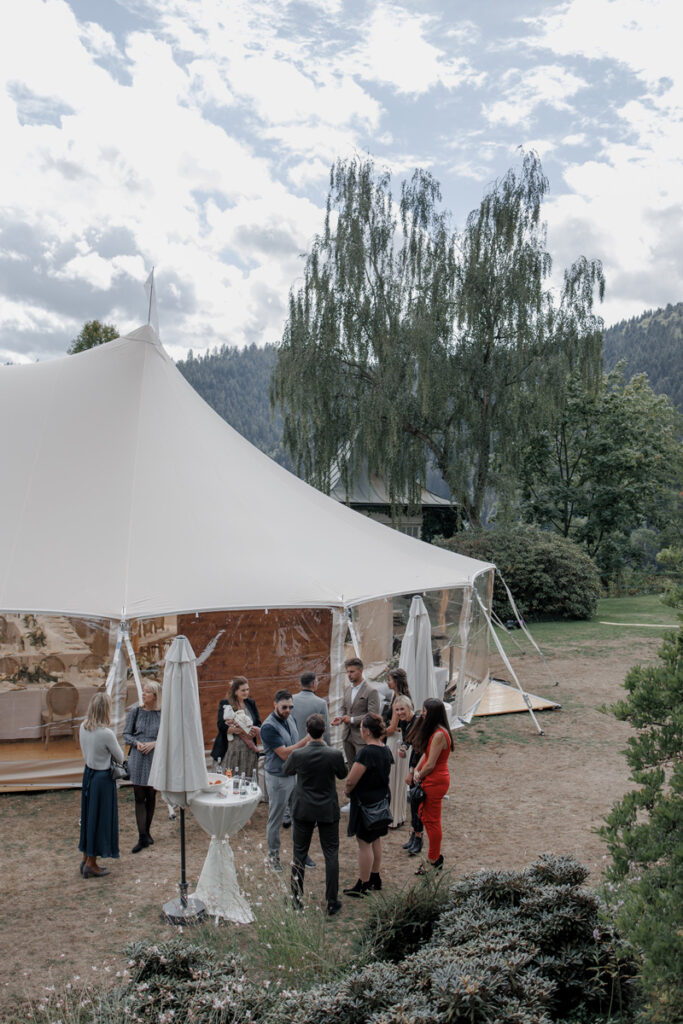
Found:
[273,154,604,526]
[601,555,683,1022]
[604,301,683,412]
[67,320,119,354]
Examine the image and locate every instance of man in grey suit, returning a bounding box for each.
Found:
[331,657,381,767]
[292,671,330,744]
[283,713,348,915]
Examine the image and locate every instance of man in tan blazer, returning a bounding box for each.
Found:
[331,657,381,766]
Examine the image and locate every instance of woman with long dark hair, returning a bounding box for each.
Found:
[123,680,162,853]
[384,668,412,828]
[210,676,262,777]
[406,698,453,871]
[343,713,393,897]
[78,692,123,878]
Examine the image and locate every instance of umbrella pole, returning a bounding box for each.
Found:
[179,808,188,907]
[161,806,207,925]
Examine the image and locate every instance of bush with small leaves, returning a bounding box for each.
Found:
[436,526,601,620]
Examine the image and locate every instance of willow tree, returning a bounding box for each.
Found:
[272,153,604,526]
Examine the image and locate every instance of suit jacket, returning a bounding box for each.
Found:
[210,697,261,761]
[282,742,348,822]
[340,679,381,747]
[292,689,330,744]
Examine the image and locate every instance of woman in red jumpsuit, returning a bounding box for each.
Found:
[408,698,453,871]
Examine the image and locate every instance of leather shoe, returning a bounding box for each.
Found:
[79,860,85,876]
[83,866,109,878]
[402,831,416,850]
[326,900,342,916]
[146,834,154,845]
[305,855,316,867]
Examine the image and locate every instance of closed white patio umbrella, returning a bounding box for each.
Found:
[399,596,438,712]
[149,635,210,922]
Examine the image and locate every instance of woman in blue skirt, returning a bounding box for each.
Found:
[78,692,123,878]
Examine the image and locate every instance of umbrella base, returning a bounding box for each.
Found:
[162,895,207,926]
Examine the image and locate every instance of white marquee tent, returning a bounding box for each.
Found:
[0,326,493,620]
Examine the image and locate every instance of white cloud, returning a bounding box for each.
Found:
[484,65,587,127]
[349,4,483,94]
[530,0,683,324]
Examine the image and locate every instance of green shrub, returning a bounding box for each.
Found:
[27,857,636,1024]
[436,525,601,620]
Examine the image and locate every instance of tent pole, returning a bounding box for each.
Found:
[347,609,361,658]
[496,571,559,687]
[455,586,472,719]
[475,592,545,736]
[122,629,144,704]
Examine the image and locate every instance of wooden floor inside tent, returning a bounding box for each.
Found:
[0,737,83,791]
[475,678,561,716]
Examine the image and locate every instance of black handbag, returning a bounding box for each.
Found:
[109,757,129,781]
[407,781,426,805]
[359,796,393,829]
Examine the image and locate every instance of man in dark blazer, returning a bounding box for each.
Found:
[282,713,348,915]
[331,657,381,767]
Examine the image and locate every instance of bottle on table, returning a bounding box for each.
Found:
[232,768,240,794]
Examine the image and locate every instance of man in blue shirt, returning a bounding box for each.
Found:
[260,689,309,870]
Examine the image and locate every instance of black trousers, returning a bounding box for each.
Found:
[291,817,340,906]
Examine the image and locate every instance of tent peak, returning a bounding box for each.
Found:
[122,324,161,346]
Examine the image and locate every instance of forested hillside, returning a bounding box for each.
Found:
[177,343,291,468]
[603,301,683,411]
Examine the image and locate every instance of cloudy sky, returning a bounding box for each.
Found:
[1,0,680,363]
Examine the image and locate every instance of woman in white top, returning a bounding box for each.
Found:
[78,692,124,878]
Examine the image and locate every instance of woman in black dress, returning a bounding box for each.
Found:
[343,713,393,897]
[122,680,161,853]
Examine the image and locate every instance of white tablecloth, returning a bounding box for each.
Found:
[188,774,260,923]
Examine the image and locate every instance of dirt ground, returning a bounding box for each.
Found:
[0,637,658,1012]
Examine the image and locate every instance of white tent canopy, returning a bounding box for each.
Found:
[0,325,493,620]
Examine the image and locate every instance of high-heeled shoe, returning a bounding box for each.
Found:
[415,855,443,875]
[83,865,110,878]
[343,879,369,898]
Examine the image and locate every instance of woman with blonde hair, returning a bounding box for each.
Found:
[123,680,162,853]
[78,692,124,878]
[384,670,412,828]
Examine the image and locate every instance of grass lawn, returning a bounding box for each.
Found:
[491,593,678,657]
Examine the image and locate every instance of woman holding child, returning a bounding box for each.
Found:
[211,676,262,777]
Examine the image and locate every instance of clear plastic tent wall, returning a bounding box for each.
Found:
[348,575,493,724]
[0,574,493,790]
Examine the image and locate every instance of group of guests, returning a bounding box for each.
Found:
[77,657,453,916]
[247,657,453,915]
